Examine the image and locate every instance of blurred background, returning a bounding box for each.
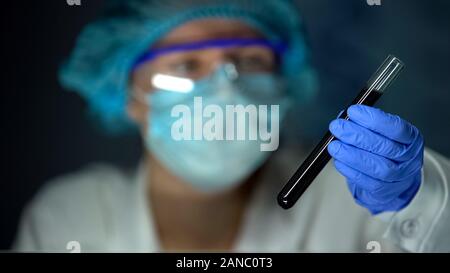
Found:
[1,0,449,249]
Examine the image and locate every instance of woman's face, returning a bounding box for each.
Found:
[127,19,274,126]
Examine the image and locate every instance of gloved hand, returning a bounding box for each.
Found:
[328,105,424,215]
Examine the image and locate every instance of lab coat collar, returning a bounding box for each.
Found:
[133,149,306,252]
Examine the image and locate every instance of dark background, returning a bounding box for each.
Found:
[1,0,449,249]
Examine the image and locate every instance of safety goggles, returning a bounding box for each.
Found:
[133,38,285,83]
[133,37,287,72]
[130,38,288,108]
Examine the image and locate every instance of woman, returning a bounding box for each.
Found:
[14,0,450,252]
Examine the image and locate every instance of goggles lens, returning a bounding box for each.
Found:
[132,38,286,79]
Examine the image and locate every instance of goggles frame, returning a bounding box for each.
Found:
[132,38,288,71]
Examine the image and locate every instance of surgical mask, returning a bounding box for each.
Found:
[144,65,290,192]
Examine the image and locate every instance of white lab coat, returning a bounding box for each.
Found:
[13,148,450,252]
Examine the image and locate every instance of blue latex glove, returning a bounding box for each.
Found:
[328,105,424,215]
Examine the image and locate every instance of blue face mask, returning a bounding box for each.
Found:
[145,67,290,192]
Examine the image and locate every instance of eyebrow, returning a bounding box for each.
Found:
[132,38,287,70]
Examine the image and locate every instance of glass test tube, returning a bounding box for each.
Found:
[277,55,405,209]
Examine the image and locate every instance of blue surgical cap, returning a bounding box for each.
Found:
[59,0,317,133]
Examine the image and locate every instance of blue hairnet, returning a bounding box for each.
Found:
[59,0,317,133]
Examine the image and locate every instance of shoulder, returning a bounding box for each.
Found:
[15,163,136,251]
[35,163,133,206]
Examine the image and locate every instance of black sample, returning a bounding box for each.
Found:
[277,55,404,209]
[277,89,382,209]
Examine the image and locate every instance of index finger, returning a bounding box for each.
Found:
[347,105,417,144]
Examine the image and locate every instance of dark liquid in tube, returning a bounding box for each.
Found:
[277,88,383,209]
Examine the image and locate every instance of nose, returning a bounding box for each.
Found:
[207,49,240,81]
[210,62,241,100]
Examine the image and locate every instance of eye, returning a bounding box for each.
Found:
[235,54,275,73]
[168,59,202,77]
